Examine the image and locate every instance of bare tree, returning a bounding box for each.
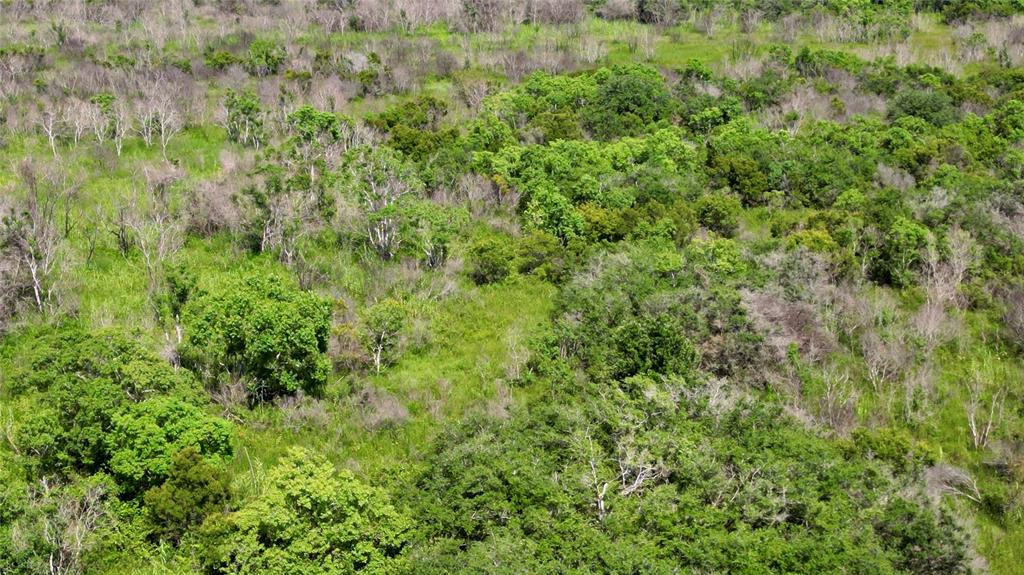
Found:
[616,433,668,497]
[111,101,131,157]
[105,198,135,257]
[86,101,108,145]
[911,228,976,354]
[924,227,977,308]
[349,147,420,260]
[1,161,70,314]
[1004,287,1024,349]
[135,99,157,148]
[17,478,107,575]
[64,99,91,147]
[125,166,187,294]
[925,464,982,504]
[818,368,858,435]
[154,97,183,160]
[237,168,320,267]
[901,364,937,425]
[504,326,530,381]
[574,424,611,521]
[964,362,1005,450]
[38,105,64,158]
[862,328,911,393]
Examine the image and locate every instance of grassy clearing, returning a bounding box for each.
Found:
[231,277,556,484]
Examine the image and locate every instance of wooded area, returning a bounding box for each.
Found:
[2,0,1024,573]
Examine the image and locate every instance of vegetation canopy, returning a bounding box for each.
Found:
[2,1,1024,574]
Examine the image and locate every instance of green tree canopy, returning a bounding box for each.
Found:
[180,273,332,400]
[200,447,411,575]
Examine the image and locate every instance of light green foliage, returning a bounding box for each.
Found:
[180,273,332,399]
[786,228,840,254]
[246,38,286,76]
[467,235,516,284]
[287,105,343,148]
[7,6,1024,572]
[360,298,408,373]
[109,396,233,495]
[344,146,424,260]
[993,99,1024,141]
[224,90,265,148]
[695,192,742,237]
[200,448,411,575]
[466,113,516,153]
[404,200,469,268]
[523,184,586,241]
[483,125,698,241]
[684,237,748,278]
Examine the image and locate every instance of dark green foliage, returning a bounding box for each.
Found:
[711,154,770,206]
[610,312,697,378]
[552,241,762,384]
[871,215,932,287]
[13,326,198,475]
[695,192,742,237]
[144,447,231,544]
[848,427,931,474]
[732,68,791,111]
[409,377,966,574]
[794,46,865,78]
[517,230,570,281]
[584,65,674,139]
[162,263,198,319]
[180,273,332,400]
[528,109,583,142]
[522,184,587,241]
[7,13,1024,572]
[875,498,970,574]
[888,88,958,126]
[370,95,447,132]
[467,235,516,285]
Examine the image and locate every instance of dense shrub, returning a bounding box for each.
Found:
[13,326,198,475]
[888,88,958,126]
[584,65,674,139]
[144,448,232,544]
[695,192,742,237]
[468,235,516,285]
[180,273,332,400]
[246,38,286,76]
[711,153,771,206]
[199,448,411,575]
[409,380,968,574]
[108,396,233,495]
